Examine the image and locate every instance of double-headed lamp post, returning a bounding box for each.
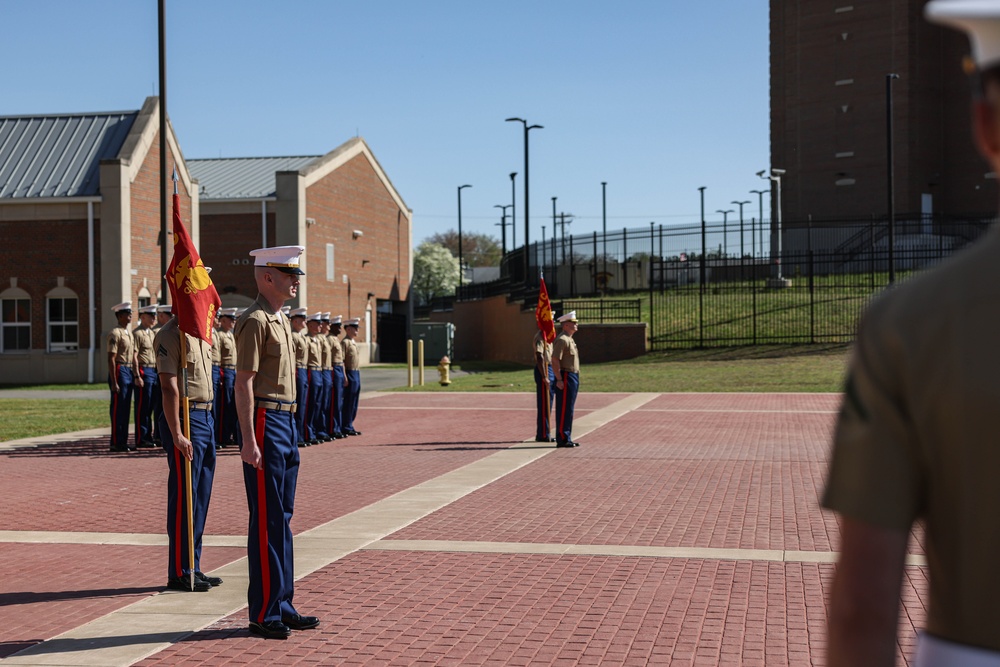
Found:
[757,169,785,280]
[494,204,512,255]
[506,118,543,282]
[732,200,751,258]
[457,184,472,293]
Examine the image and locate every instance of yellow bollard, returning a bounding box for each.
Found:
[406,339,413,388]
[438,355,451,386]
[418,340,425,386]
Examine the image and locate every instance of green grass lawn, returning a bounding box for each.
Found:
[397,344,850,394]
[0,399,107,442]
[0,345,851,442]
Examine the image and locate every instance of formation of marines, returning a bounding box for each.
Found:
[106,302,363,453]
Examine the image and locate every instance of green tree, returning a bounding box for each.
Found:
[427,230,503,267]
[412,241,461,302]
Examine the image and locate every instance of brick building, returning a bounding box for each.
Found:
[0,96,197,383]
[770,0,995,226]
[189,137,413,364]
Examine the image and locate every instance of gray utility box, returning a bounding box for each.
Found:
[412,322,455,363]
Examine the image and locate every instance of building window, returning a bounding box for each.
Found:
[47,295,79,352]
[327,243,335,282]
[1,295,31,354]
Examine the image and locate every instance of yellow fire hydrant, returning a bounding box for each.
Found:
[438,356,451,386]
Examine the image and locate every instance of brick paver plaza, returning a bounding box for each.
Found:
[0,391,928,665]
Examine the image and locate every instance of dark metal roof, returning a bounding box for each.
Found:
[0,111,137,199]
[187,156,320,200]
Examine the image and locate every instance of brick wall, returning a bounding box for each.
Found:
[427,296,648,365]
[0,216,95,350]
[305,153,412,343]
[200,209,276,302]
[130,133,192,305]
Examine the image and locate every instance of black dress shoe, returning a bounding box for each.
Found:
[195,571,223,587]
[344,429,361,436]
[138,440,157,448]
[166,576,211,592]
[535,436,555,442]
[333,432,347,439]
[556,441,578,448]
[249,620,291,639]
[282,614,320,630]
[297,441,308,448]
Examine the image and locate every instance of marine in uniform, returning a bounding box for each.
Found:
[533,327,556,442]
[551,311,580,448]
[154,315,221,593]
[289,307,310,447]
[824,3,1000,665]
[234,245,319,640]
[340,318,362,436]
[216,308,238,447]
[317,313,334,442]
[133,305,159,448]
[151,305,173,444]
[107,301,141,452]
[328,315,347,439]
[304,313,325,444]
[209,310,222,434]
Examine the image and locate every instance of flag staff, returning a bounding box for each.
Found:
[173,170,197,592]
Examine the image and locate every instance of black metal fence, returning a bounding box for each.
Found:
[442,213,996,348]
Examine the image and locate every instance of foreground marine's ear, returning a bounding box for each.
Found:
[972,94,1000,165]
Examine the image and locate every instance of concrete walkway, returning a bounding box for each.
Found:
[0,391,928,666]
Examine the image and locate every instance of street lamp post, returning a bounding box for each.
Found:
[886,73,900,284]
[698,186,706,348]
[509,172,517,248]
[732,200,751,259]
[716,209,734,258]
[506,118,542,283]
[757,169,786,282]
[457,184,472,294]
[749,188,769,259]
[601,181,608,287]
[494,204,512,255]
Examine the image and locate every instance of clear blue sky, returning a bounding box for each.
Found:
[4,0,771,246]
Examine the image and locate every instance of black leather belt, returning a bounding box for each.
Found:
[255,400,296,412]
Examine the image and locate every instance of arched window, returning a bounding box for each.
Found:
[46,286,78,353]
[137,286,151,310]
[0,287,31,354]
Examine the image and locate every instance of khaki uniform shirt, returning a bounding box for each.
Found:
[342,337,360,371]
[823,226,1000,651]
[210,331,222,365]
[533,330,552,367]
[107,326,135,365]
[235,295,295,402]
[218,330,237,367]
[291,330,309,368]
[153,318,214,403]
[134,326,157,367]
[306,333,323,369]
[552,332,579,374]
[330,333,344,365]
[320,334,332,370]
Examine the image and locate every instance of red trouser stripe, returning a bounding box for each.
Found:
[112,364,119,440]
[254,407,271,623]
[135,367,144,445]
[172,445,184,577]
[559,372,568,439]
[217,375,225,442]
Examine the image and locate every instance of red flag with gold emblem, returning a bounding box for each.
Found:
[167,191,221,344]
[536,276,556,344]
